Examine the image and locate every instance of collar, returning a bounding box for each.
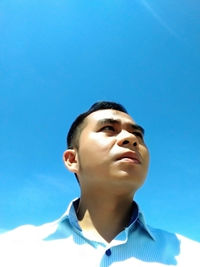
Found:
[59,198,155,241]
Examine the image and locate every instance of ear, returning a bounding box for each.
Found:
[63,149,79,174]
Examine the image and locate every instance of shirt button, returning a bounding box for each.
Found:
[105,249,111,256]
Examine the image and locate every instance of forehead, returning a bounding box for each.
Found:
[85,109,136,126]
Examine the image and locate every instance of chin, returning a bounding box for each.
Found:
[111,172,145,188]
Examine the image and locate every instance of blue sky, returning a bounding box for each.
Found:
[0,0,200,241]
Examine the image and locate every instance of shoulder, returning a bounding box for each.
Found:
[148,225,200,264]
[149,225,200,246]
[150,225,199,246]
[0,221,59,242]
[176,233,200,251]
[175,234,200,265]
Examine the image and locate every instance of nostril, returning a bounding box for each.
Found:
[133,142,137,147]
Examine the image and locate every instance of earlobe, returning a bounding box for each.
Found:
[63,149,79,173]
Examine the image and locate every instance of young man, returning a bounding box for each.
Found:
[0,101,199,266]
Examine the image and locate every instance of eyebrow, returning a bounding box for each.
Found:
[97,118,145,135]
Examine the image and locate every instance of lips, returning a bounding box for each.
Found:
[116,151,141,164]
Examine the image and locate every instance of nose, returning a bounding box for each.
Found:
[117,130,138,148]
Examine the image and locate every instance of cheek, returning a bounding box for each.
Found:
[144,149,150,170]
[140,145,150,164]
[80,133,115,153]
[78,135,115,168]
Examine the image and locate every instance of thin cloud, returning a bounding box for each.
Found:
[36,173,70,193]
[9,173,79,209]
[140,0,178,38]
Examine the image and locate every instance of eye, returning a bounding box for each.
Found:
[101,125,115,132]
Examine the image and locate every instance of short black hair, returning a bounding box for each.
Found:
[67,101,128,149]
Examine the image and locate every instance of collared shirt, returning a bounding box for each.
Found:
[0,199,199,267]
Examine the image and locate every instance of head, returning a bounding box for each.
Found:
[64,101,149,196]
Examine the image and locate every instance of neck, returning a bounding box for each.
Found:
[76,193,135,243]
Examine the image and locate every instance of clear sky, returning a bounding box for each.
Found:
[0,0,200,242]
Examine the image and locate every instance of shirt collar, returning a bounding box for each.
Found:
[59,198,155,241]
[137,210,155,240]
[125,200,155,241]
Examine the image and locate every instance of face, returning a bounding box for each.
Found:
[65,109,150,194]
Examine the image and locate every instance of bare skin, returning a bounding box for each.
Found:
[77,192,134,243]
